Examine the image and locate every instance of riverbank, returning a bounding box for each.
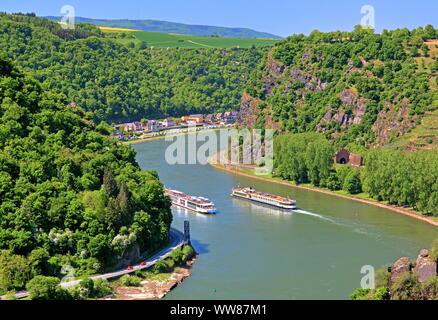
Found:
[208,160,438,228]
[104,254,198,300]
[121,127,224,145]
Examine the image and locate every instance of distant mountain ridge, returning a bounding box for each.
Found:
[44,16,283,39]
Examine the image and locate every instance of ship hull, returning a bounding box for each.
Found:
[231,193,297,210]
[170,200,217,214]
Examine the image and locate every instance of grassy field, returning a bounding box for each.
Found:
[127,30,279,48]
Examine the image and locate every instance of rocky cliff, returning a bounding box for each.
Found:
[239,29,436,147]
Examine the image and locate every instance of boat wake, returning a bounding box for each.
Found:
[294,208,379,237]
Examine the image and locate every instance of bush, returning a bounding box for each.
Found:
[421,276,438,299]
[182,245,195,261]
[325,172,341,191]
[26,276,72,300]
[374,268,391,289]
[92,278,113,298]
[429,240,438,261]
[372,287,389,300]
[152,260,170,274]
[390,272,422,300]
[343,171,362,194]
[350,288,371,300]
[119,275,142,287]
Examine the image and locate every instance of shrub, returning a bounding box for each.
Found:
[182,245,195,261]
[390,272,422,300]
[26,276,72,300]
[92,278,113,298]
[350,288,371,300]
[343,171,362,194]
[119,275,142,287]
[372,287,389,300]
[421,276,438,299]
[152,260,170,274]
[429,239,438,261]
[374,268,391,289]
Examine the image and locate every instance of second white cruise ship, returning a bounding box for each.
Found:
[231,187,297,210]
[165,188,217,214]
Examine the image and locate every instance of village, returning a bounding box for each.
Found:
[113,111,239,141]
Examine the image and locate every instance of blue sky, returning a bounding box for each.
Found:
[2,0,437,37]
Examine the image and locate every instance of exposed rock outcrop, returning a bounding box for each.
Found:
[239,92,262,127]
[389,249,437,284]
[372,101,417,145]
[317,89,368,132]
[390,257,411,282]
[413,249,437,283]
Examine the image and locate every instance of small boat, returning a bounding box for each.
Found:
[164,188,217,214]
[231,187,297,210]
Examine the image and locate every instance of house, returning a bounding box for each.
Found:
[215,113,223,121]
[204,114,214,123]
[349,153,363,167]
[188,114,204,123]
[114,122,136,132]
[162,118,174,127]
[147,120,159,132]
[225,111,239,124]
[334,148,363,167]
[133,121,143,132]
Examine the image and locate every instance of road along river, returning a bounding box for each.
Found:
[133,130,437,300]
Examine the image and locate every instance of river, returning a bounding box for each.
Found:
[132,131,437,300]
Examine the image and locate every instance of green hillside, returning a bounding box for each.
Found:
[126,30,279,48]
[242,25,438,147]
[44,16,283,39]
[241,25,438,217]
[0,56,172,295]
[0,13,268,123]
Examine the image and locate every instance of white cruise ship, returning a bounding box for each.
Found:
[164,188,217,214]
[231,187,297,210]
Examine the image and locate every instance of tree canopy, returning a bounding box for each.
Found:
[0,56,172,294]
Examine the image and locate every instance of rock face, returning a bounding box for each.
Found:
[372,101,417,145]
[389,249,437,284]
[317,89,368,132]
[413,249,437,283]
[288,67,328,92]
[390,257,411,282]
[239,92,262,127]
[239,54,328,129]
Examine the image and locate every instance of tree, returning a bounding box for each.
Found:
[103,166,118,198]
[0,250,35,294]
[117,181,132,226]
[343,171,362,194]
[26,276,71,300]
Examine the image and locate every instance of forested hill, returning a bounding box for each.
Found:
[241,25,438,147]
[242,25,438,217]
[0,55,172,294]
[44,16,283,39]
[0,12,267,123]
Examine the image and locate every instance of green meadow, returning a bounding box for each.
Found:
[127,30,279,48]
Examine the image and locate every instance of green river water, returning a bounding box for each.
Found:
[132,131,437,300]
